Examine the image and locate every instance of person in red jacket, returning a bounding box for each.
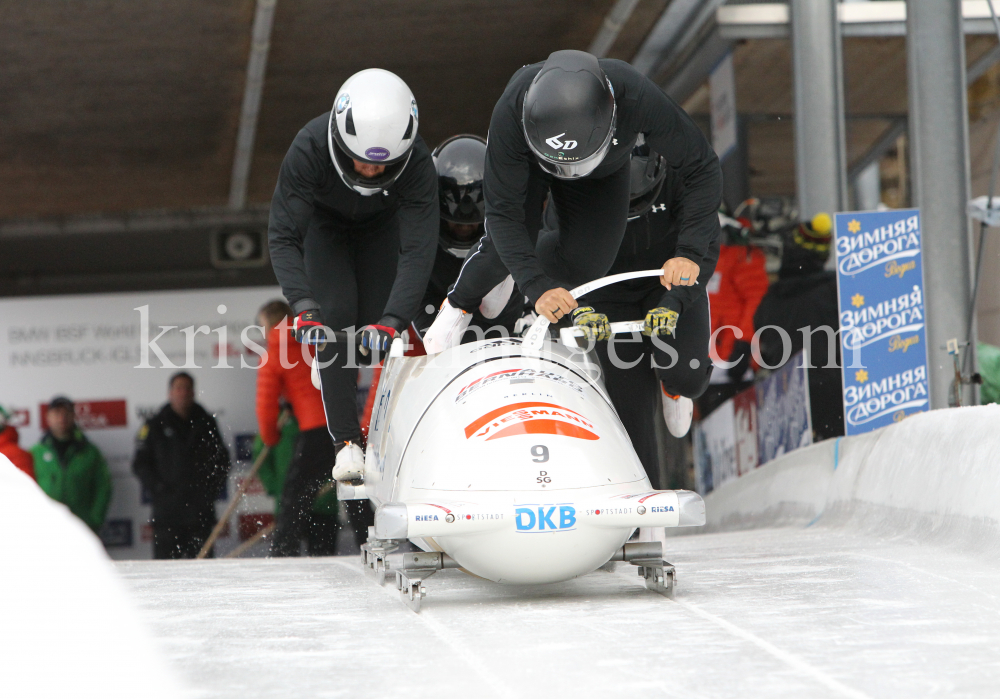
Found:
[0,407,34,480]
[701,214,770,414]
[256,300,340,556]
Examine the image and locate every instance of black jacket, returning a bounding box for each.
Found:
[484,58,722,303]
[268,113,439,329]
[543,167,721,313]
[132,403,231,526]
[753,271,840,369]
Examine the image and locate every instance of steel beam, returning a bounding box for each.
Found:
[907,0,975,408]
[716,2,1000,40]
[228,0,277,210]
[588,0,641,58]
[791,0,848,218]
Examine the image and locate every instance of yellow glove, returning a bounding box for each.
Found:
[643,307,679,337]
[571,306,611,341]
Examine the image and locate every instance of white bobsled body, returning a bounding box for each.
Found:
[358,335,704,585]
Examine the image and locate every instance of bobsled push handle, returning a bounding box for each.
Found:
[522,269,664,353]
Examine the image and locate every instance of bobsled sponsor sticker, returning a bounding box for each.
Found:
[515,504,576,532]
[455,369,583,403]
[464,402,599,441]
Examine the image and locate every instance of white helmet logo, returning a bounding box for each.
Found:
[544,133,577,150]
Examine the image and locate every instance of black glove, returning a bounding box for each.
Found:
[727,340,752,382]
[571,306,611,341]
[293,310,326,344]
[358,324,397,365]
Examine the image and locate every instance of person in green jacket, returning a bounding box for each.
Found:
[254,412,340,556]
[31,396,112,534]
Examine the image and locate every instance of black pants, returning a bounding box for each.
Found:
[345,499,375,549]
[152,520,213,559]
[270,426,338,557]
[305,216,398,443]
[449,163,630,309]
[590,282,713,485]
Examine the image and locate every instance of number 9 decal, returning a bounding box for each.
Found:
[531,445,549,463]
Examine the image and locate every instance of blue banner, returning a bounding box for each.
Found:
[834,209,930,435]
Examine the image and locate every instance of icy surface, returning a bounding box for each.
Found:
[0,456,180,699]
[118,525,1000,699]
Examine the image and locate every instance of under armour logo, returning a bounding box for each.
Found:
[545,133,577,150]
[651,203,667,213]
[612,138,618,146]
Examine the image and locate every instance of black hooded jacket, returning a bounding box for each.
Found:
[484,58,722,303]
[268,113,439,329]
[132,403,231,526]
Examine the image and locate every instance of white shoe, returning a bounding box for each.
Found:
[479,275,515,319]
[332,442,365,482]
[423,300,471,354]
[661,386,693,438]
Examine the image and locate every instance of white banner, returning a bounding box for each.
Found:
[710,52,737,161]
[0,286,284,559]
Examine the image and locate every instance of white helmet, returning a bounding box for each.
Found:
[328,69,419,196]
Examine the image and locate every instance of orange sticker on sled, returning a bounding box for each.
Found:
[464,402,599,441]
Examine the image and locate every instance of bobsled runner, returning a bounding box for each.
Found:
[339,270,706,610]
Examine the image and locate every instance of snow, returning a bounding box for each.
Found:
[0,455,181,699]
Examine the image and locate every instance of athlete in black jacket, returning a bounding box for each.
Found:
[268,69,437,482]
[427,51,720,349]
[415,135,524,339]
[548,145,720,482]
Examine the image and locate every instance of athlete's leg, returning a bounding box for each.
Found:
[593,296,661,488]
[650,287,713,399]
[304,220,362,443]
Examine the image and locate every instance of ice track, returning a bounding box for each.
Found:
[118,523,1000,699]
[117,406,1000,698]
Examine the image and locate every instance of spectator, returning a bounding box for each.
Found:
[0,406,35,480]
[133,373,231,559]
[754,213,844,440]
[699,212,770,415]
[255,300,339,556]
[31,397,111,533]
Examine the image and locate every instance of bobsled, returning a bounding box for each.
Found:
[340,270,706,610]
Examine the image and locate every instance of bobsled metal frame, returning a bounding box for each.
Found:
[362,529,675,611]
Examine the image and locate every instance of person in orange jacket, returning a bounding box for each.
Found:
[701,213,771,414]
[0,406,34,480]
[256,300,340,556]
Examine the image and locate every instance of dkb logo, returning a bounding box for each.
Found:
[515,505,576,532]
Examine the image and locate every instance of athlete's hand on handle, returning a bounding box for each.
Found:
[293,310,327,344]
[571,306,612,341]
[660,257,700,290]
[358,324,397,365]
[535,287,578,324]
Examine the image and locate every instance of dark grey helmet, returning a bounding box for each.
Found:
[522,50,616,180]
[433,134,487,258]
[433,134,487,225]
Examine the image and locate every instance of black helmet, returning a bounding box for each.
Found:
[628,141,667,220]
[522,50,616,180]
[433,134,487,258]
[433,135,487,224]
